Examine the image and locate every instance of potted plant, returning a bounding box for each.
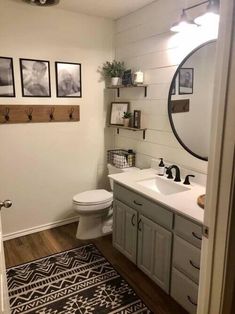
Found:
[122,111,132,127]
[102,60,126,86]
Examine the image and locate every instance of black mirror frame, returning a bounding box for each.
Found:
[167,40,216,162]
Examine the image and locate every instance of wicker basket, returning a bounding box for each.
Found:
[107,149,135,168]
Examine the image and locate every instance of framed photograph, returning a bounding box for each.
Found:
[20,58,51,97]
[110,102,129,126]
[55,62,82,98]
[171,77,176,95]
[179,68,194,95]
[122,69,132,86]
[133,110,141,129]
[0,57,15,97]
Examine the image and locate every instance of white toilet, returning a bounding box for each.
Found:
[73,164,139,240]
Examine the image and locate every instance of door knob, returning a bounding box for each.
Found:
[0,200,12,210]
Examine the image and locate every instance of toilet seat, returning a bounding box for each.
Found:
[73,189,113,205]
[73,189,113,214]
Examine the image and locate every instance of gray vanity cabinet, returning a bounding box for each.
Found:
[137,214,172,292]
[113,183,173,293]
[113,199,137,263]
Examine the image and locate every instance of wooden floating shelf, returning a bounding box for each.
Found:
[107,84,148,97]
[108,125,147,140]
[0,105,80,124]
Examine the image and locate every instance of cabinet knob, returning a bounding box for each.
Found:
[189,259,200,270]
[0,200,12,210]
[133,200,143,206]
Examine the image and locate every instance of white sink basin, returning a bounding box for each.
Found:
[137,176,190,195]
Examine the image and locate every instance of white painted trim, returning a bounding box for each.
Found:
[3,216,79,241]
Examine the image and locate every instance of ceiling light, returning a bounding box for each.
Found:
[171,11,198,33]
[194,0,220,25]
[23,0,60,6]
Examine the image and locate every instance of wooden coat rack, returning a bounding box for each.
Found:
[0,105,80,124]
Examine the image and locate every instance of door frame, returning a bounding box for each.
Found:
[197,0,235,312]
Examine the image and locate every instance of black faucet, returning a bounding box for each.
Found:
[167,165,181,182]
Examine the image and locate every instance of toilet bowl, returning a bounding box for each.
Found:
[73,164,139,240]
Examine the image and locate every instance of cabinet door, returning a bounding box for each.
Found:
[137,215,172,293]
[113,199,137,263]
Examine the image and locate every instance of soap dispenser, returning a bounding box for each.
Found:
[158,158,165,176]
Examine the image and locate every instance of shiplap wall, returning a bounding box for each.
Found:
[114,0,218,173]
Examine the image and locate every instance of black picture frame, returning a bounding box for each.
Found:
[20,58,51,97]
[133,110,141,129]
[0,57,15,97]
[179,68,194,95]
[109,102,129,126]
[55,61,82,98]
[122,69,132,86]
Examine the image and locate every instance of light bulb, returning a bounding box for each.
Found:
[194,12,220,26]
[171,21,198,33]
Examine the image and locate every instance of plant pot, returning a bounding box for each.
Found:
[123,118,130,127]
[111,77,120,86]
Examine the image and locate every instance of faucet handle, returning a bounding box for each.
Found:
[183,175,195,185]
[165,167,173,179]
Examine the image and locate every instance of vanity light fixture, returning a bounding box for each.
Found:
[194,0,220,25]
[171,0,220,33]
[24,0,60,6]
[170,10,198,33]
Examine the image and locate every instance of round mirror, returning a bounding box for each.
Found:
[168,40,216,161]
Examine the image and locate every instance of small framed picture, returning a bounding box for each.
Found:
[20,58,51,97]
[55,62,82,98]
[171,78,176,95]
[133,110,141,129]
[0,57,15,97]
[179,68,194,95]
[110,102,129,126]
[122,69,132,86]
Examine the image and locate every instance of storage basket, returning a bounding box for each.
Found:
[107,149,135,168]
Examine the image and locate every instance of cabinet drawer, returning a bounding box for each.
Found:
[174,215,202,248]
[173,235,201,284]
[114,183,173,229]
[171,267,198,314]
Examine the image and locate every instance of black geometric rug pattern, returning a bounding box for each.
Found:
[7,244,152,313]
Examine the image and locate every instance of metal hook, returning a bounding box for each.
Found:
[49,107,55,121]
[25,107,33,121]
[69,107,74,120]
[1,107,10,122]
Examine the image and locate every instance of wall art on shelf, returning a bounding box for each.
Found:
[179,68,194,95]
[20,58,51,97]
[133,110,141,129]
[109,102,129,126]
[55,62,82,98]
[0,57,15,97]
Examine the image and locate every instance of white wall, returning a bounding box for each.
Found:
[0,0,114,237]
[114,0,218,173]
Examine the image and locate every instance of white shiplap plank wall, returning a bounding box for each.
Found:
[113,0,217,173]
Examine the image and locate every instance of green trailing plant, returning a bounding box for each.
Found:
[123,112,132,119]
[102,60,126,78]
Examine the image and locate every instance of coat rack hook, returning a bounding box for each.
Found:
[69,107,75,120]
[49,107,55,121]
[25,107,33,121]
[1,107,10,122]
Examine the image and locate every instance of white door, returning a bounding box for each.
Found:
[0,200,12,313]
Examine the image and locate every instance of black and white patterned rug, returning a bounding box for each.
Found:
[7,244,152,313]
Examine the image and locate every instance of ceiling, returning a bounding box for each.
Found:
[25,0,156,19]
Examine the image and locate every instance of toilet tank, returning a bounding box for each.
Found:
[107,163,139,190]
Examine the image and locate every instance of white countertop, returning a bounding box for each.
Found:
[109,168,205,224]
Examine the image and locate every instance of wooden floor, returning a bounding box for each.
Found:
[4,223,187,314]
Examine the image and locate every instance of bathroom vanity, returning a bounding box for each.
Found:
[110,168,205,314]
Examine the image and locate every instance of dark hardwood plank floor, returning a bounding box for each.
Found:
[4,223,187,314]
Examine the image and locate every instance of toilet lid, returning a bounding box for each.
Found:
[73,189,113,205]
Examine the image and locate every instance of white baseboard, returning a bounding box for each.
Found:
[3,216,79,241]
